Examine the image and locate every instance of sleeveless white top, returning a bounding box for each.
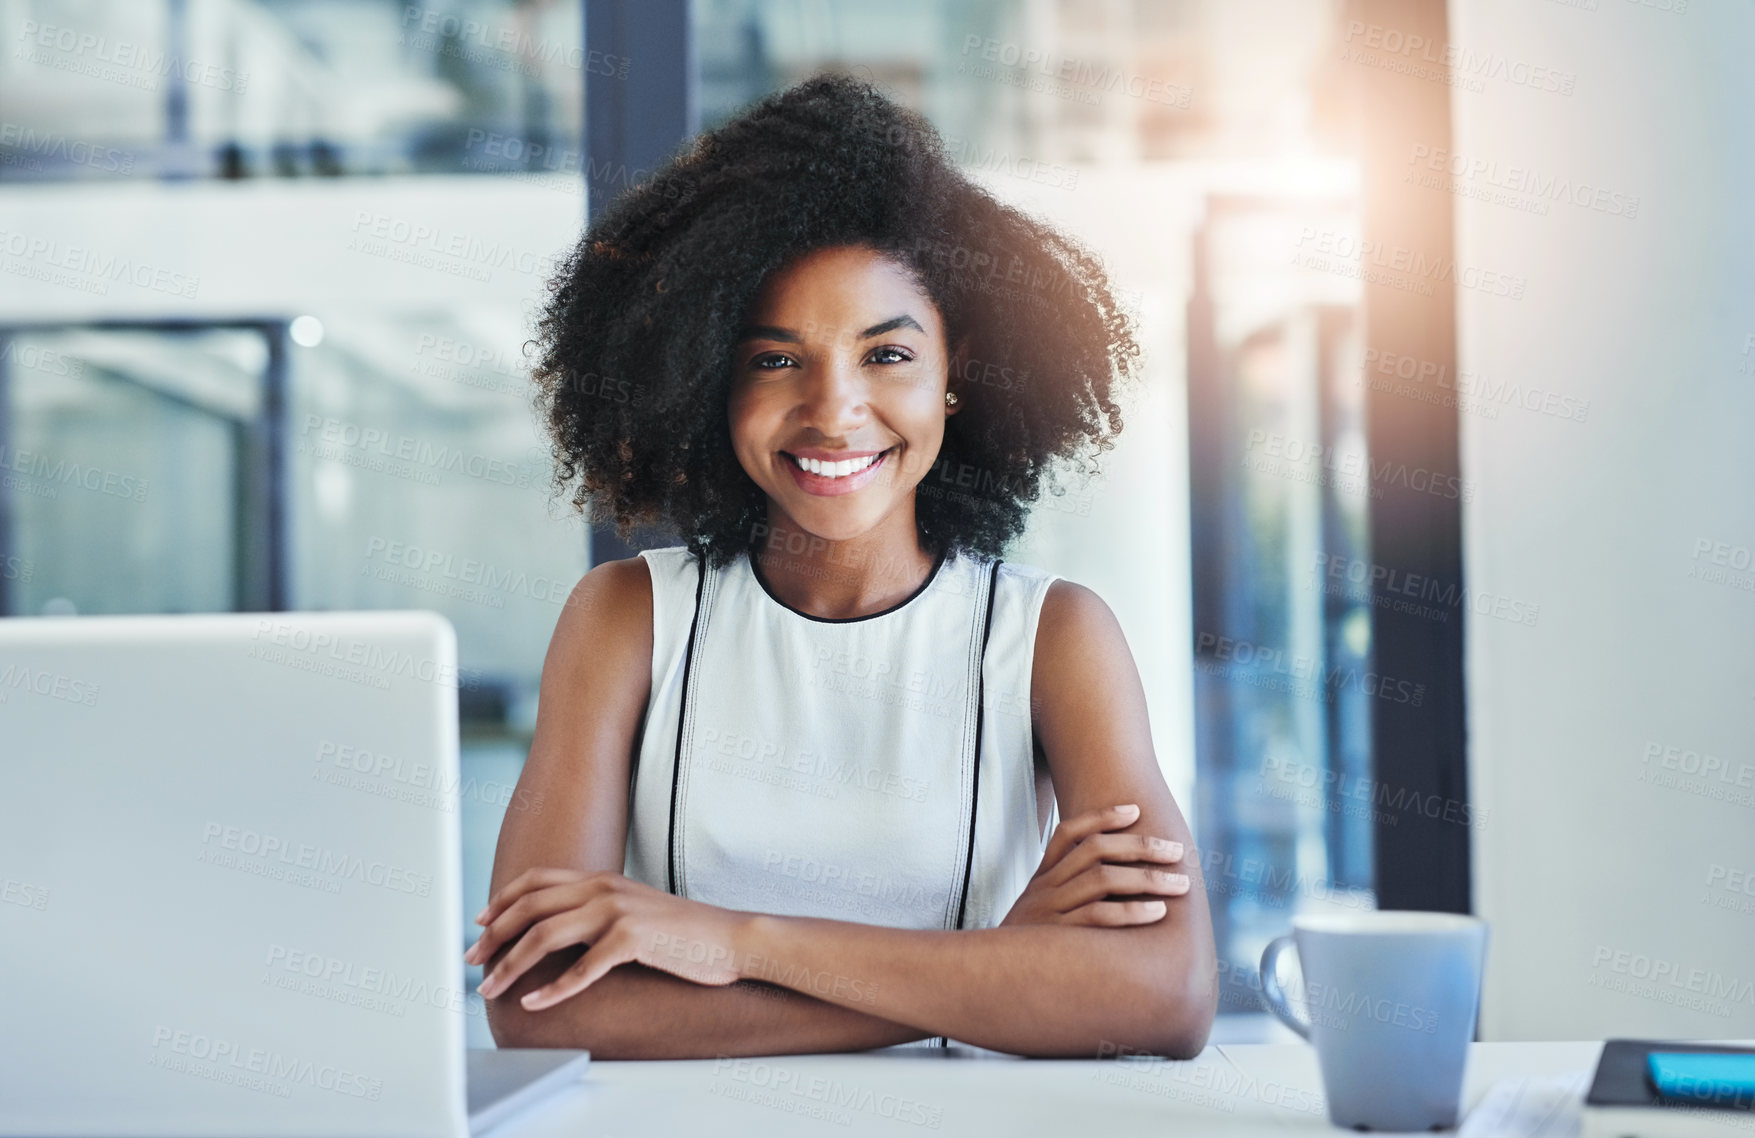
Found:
[625,544,1058,942]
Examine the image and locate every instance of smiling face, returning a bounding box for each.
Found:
[728,244,959,545]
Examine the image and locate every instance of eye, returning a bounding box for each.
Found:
[749,353,796,370]
[867,346,914,365]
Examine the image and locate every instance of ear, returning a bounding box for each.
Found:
[945,334,971,416]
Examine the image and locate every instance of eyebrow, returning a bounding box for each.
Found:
[737,314,926,343]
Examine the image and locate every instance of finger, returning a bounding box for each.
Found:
[1042,832,1185,888]
[1038,804,1140,874]
[1042,804,1139,867]
[520,929,635,1011]
[481,892,628,999]
[478,904,606,1000]
[478,867,565,925]
[1066,899,1170,927]
[466,881,593,966]
[1052,864,1190,911]
[477,867,590,927]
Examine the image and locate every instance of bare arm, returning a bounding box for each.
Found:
[488,948,923,1057]
[483,556,927,1056]
[482,579,1217,1057]
[720,581,1218,1056]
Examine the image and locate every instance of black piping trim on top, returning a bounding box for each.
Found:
[746,541,949,624]
[953,558,1004,930]
[936,558,1005,1050]
[665,554,709,896]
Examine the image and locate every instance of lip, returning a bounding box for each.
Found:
[780,446,894,498]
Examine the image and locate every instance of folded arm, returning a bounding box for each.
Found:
[723,581,1216,1055]
[482,559,927,1057]
[484,946,927,1058]
[482,572,1216,1057]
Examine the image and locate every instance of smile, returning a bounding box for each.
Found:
[780,447,894,497]
[787,451,883,478]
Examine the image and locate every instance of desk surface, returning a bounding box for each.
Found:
[485,1041,1607,1137]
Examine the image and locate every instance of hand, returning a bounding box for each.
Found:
[464,868,751,1011]
[1000,803,1189,928]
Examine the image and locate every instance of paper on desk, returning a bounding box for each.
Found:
[1458,1072,1592,1138]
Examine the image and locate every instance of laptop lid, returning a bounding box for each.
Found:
[0,612,469,1138]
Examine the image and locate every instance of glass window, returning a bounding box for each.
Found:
[1188,201,1375,1024]
[0,0,583,181]
[2,327,264,616]
[287,310,585,690]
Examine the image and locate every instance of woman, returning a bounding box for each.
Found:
[465,73,1216,1059]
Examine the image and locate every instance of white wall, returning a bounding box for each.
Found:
[1453,0,1755,1039]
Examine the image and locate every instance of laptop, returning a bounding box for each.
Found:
[0,611,588,1138]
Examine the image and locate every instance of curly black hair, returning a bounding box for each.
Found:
[530,71,1140,568]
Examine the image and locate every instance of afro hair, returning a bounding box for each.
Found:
[530,71,1141,567]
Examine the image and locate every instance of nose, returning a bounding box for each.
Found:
[794,356,869,438]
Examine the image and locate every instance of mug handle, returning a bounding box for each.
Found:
[1259,934,1312,1040]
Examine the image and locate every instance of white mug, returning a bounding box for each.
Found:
[1260,911,1488,1131]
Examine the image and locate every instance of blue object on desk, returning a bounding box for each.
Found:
[1649,1052,1755,1109]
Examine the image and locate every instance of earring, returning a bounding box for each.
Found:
[944,391,960,408]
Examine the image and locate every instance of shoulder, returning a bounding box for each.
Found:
[1033,577,1131,677]
[569,552,654,611]
[564,543,715,607]
[1028,578,1153,763]
[550,554,655,667]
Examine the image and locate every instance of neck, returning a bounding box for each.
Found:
[750,506,936,620]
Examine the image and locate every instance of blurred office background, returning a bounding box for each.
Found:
[2,0,1750,1050]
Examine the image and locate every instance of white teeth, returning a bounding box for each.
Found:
[794,451,881,478]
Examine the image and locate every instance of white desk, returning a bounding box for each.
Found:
[484,1041,1606,1136]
